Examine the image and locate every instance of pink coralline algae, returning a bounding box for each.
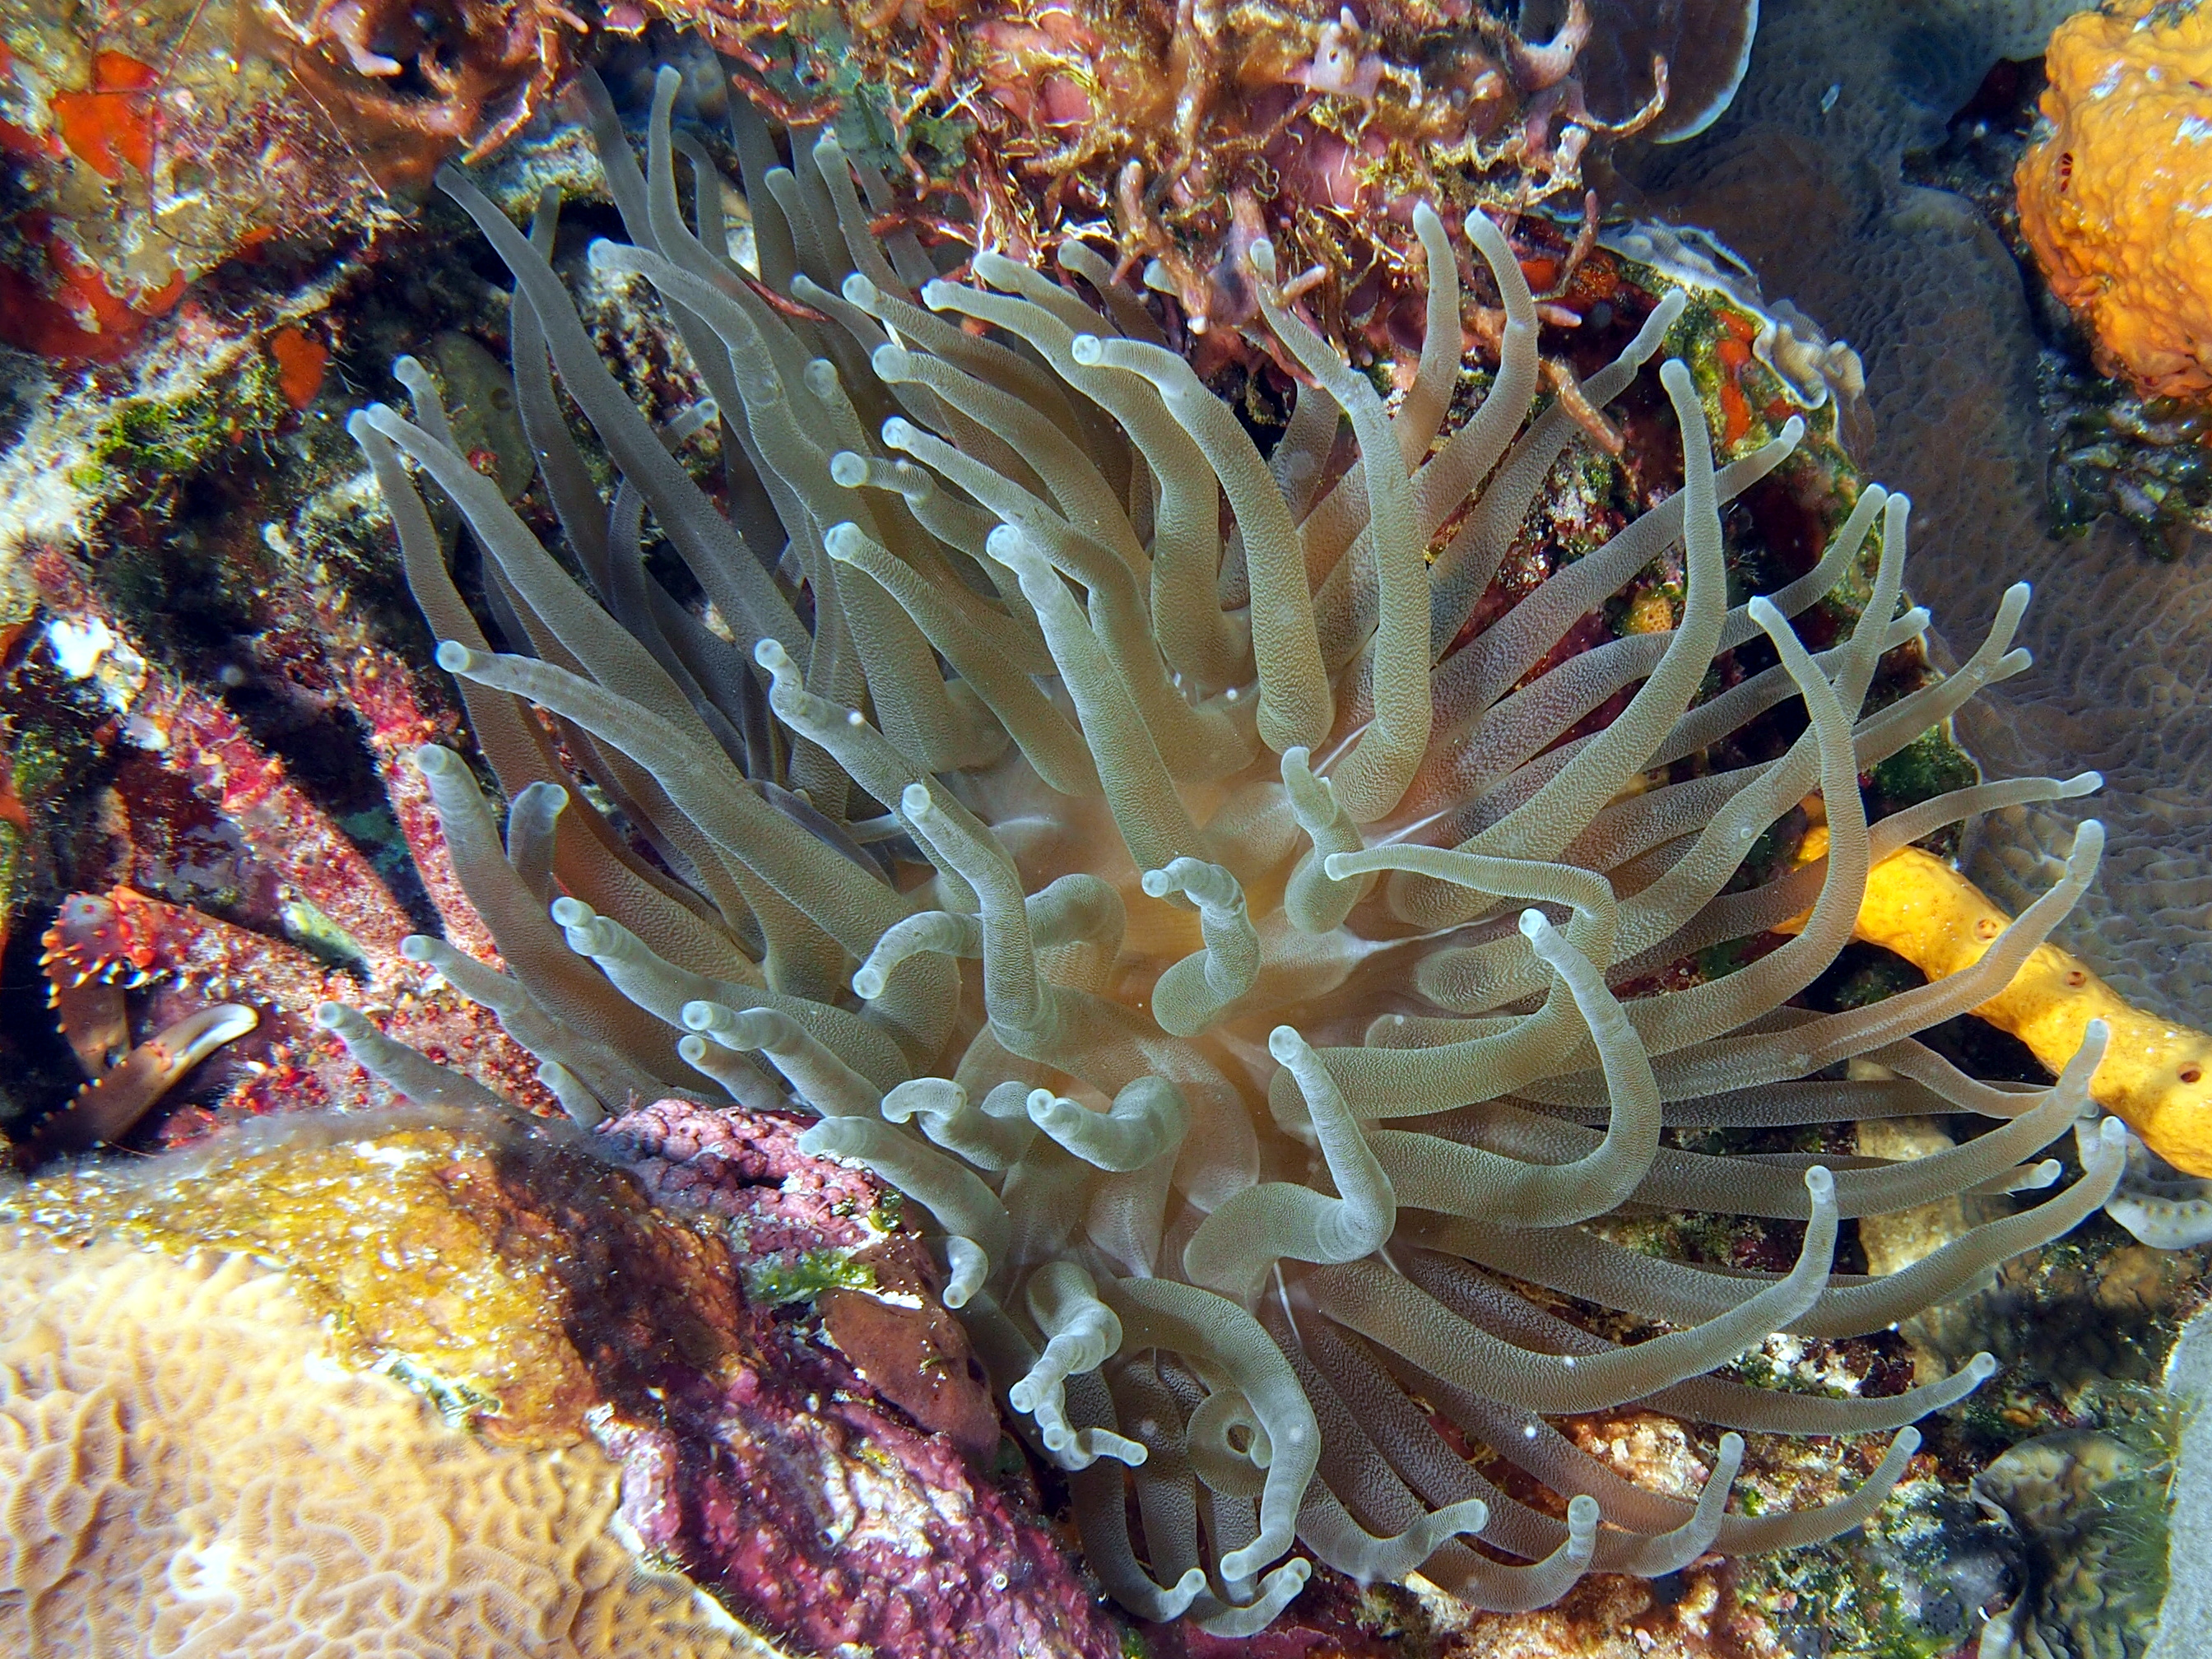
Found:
[603,1092,890,1251]
[592,1098,1126,1658]
[599,1377,1115,1658]
[12,553,558,1147]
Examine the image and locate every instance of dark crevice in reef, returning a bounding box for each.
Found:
[1799,940,2056,1090]
[0,906,84,1131]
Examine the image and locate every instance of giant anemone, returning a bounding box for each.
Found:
[333,61,2126,1637]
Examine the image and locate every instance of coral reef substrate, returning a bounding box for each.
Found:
[7,1105,1121,1658]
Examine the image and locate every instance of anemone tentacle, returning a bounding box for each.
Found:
[342,59,2119,1633]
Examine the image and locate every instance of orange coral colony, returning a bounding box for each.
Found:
[2016,0,2212,400]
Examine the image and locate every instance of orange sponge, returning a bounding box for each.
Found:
[2017,0,2212,400]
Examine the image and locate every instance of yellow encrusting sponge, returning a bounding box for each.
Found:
[1796,835,2212,1177]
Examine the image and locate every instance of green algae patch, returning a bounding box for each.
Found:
[1868,727,1983,827]
[67,356,281,495]
[4,1112,746,1450]
[744,1244,874,1310]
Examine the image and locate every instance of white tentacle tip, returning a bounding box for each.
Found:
[796,1118,868,1162]
[1564,1494,1601,1536]
[1220,1541,1303,1587]
[1267,1025,1306,1065]
[943,1236,988,1308]
[984,523,1038,569]
[1159,1568,1208,1620]
[433,640,477,673]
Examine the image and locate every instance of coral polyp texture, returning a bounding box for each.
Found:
[305,58,2154,1639]
[2017,0,2212,401]
[0,1222,774,1658]
[5,1107,1117,1657]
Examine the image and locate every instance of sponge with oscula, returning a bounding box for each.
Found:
[1787,834,2212,1176]
[2015,0,2212,400]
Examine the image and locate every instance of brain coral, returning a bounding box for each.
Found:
[0,1229,775,1659]
[2018,0,2212,401]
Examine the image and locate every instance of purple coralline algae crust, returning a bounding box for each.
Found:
[596,1098,1124,1659]
[601,1390,1117,1659]
[601,1094,884,1252]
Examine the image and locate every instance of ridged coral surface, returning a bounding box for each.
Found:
[2019,0,2212,399]
[0,1228,773,1658]
[7,1108,1121,1659]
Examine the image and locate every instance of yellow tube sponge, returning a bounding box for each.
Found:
[0,1227,778,1658]
[2016,0,2212,400]
[1795,838,2212,1176]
